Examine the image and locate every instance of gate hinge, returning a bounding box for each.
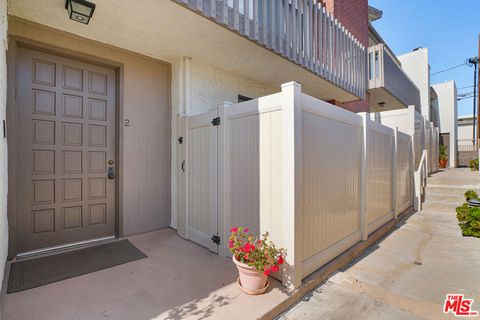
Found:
[211,117,221,126]
[178,136,183,144]
[211,235,220,245]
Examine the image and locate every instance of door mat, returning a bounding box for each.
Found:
[7,240,146,293]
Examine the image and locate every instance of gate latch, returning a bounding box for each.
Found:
[211,235,220,245]
[211,117,221,126]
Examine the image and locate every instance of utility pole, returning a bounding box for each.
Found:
[467,56,478,147]
[477,33,480,148]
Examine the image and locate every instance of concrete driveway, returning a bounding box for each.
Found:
[279,168,480,320]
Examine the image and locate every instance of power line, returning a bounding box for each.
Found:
[431,62,467,76]
[458,85,476,90]
[458,91,477,97]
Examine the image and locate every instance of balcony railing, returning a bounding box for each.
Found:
[173,0,366,99]
[368,44,420,109]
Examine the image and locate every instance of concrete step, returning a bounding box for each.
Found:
[421,201,459,212]
[426,185,477,197]
[425,193,466,204]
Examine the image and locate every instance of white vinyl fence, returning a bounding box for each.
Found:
[370,107,439,175]
[396,131,413,213]
[365,118,395,235]
[179,82,424,290]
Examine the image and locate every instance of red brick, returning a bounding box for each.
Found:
[320,0,369,113]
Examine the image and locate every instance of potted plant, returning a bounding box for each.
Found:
[229,227,286,295]
[439,144,448,168]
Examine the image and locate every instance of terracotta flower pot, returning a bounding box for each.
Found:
[233,255,269,294]
[439,158,447,169]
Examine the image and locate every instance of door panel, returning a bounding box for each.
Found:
[186,110,218,253]
[16,47,117,253]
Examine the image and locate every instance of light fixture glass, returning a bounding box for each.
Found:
[65,0,96,25]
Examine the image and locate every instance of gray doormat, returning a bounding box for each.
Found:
[7,240,146,293]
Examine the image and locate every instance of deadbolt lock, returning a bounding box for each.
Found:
[108,160,114,165]
[108,166,115,179]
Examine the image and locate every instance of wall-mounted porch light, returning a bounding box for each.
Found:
[65,0,96,25]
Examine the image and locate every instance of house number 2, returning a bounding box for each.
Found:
[124,119,130,127]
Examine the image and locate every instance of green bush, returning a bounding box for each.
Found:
[465,190,479,201]
[457,207,480,237]
[439,144,448,161]
[470,158,479,171]
[456,203,470,222]
[456,190,480,237]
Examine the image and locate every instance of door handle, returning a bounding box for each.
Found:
[181,160,185,173]
[108,166,115,179]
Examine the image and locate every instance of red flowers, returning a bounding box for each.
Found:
[229,227,286,276]
[264,265,280,276]
[240,243,255,253]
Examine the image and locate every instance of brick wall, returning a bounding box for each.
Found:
[320,0,369,113]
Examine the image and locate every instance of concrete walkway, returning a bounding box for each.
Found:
[279,168,480,320]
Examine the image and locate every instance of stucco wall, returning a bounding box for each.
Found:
[8,19,171,238]
[170,58,276,228]
[432,81,458,167]
[398,48,430,119]
[0,0,7,297]
[458,122,475,141]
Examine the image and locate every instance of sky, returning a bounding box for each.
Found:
[368,0,479,116]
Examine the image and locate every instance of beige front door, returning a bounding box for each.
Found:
[15,47,117,253]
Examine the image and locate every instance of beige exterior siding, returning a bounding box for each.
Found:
[8,19,171,239]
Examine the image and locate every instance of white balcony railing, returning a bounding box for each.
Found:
[174,0,366,99]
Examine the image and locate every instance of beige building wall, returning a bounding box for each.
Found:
[432,81,458,167]
[457,115,475,142]
[0,0,8,292]
[8,19,171,239]
[398,48,430,120]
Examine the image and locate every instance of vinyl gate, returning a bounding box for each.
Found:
[180,110,219,253]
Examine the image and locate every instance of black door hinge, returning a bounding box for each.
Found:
[211,235,220,245]
[178,136,183,144]
[211,117,221,126]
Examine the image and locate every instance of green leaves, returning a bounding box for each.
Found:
[470,159,479,171]
[464,190,479,201]
[229,227,286,273]
[456,204,480,238]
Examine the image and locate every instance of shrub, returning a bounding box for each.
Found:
[457,207,480,237]
[456,203,470,222]
[439,144,448,161]
[229,227,286,275]
[456,191,480,238]
[470,158,479,171]
[464,190,479,201]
